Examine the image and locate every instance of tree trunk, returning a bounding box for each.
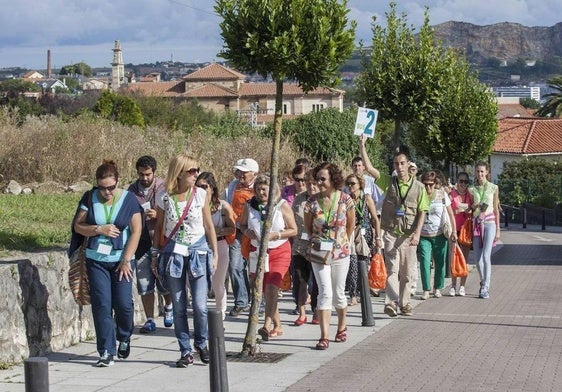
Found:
[241,79,283,356]
[393,119,401,152]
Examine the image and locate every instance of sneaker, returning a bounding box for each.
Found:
[140,319,156,334]
[117,340,130,359]
[229,305,250,317]
[400,303,413,316]
[434,289,442,298]
[195,345,210,364]
[96,351,114,367]
[458,286,466,297]
[480,289,490,299]
[164,307,174,328]
[176,352,194,368]
[384,303,398,317]
[421,291,430,300]
[449,286,456,297]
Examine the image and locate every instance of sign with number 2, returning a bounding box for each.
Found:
[354,107,378,138]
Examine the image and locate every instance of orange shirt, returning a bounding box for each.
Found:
[231,184,254,223]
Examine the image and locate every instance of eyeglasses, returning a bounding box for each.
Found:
[346,182,358,186]
[183,167,200,175]
[197,184,209,190]
[458,179,469,184]
[294,177,306,183]
[98,184,117,192]
[423,182,435,186]
[316,177,328,183]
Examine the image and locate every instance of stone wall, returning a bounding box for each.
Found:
[0,251,144,365]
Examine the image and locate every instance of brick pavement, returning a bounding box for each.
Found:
[287,228,562,392]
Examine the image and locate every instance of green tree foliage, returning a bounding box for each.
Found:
[0,79,44,124]
[0,79,40,97]
[280,106,387,167]
[520,97,541,109]
[60,62,93,77]
[536,75,562,117]
[498,158,562,208]
[410,52,498,170]
[215,0,356,355]
[356,3,447,149]
[94,90,145,128]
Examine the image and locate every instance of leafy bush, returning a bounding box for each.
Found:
[498,158,562,208]
[94,90,145,128]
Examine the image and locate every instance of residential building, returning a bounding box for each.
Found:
[491,117,562,181]
[492,86,541,101]
[121,63,344,124]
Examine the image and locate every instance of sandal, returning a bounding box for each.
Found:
[294,316,307,326]
[269,329,284,338]
[334,327,347,343]
[315,338,329,350]
[258,327,270,341]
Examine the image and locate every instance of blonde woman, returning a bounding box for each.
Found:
[151,154,218,368]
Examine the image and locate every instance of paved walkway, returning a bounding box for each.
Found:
[1,224,561,392]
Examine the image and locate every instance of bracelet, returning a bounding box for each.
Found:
[150,247,160,256]
[277,231,282,240]
[375,237,382,240]
[94,225,100,234]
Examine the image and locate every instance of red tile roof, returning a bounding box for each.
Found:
[120,81,184,96]
[494,117,562,155]
[497,104,536,119]
[183,63,246,81]
[240,83,342,97]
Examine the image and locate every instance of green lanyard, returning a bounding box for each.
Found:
[476,182,487,203]
[355,193,365,222]
[102,193,120,224]
[319,192,338,228]
[172,189,192,236]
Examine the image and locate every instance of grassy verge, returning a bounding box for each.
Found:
[0,194,80,253]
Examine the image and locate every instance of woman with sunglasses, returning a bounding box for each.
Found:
[72,159,143,367]
[469,161,500,299]
[195,172,236,320]
[344,174,382,306]
[304,162,355,350]
[151,154,218,368]
[448,172,473,296]
[417,171,457,300]
[239,174,297,340]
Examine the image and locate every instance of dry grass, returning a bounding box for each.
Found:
[0,108,302,191]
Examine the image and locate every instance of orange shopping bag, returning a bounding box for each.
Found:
[450,243,468,278]
[458,218,473,247]
[368,252,387,290]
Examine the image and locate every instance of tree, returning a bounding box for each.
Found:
[536,75,562,118]
[215,0,356,356]
[356,3,447,149]
[60,62,93,77]
[410,50,498,171]
[520,97,541,110]
[94,90,145,128]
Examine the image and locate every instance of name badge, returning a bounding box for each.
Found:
[174,242,189,256]
[141,201,151,211]
[360,228,366,236]
[319,240,334,251]
[97,240,112,255]
[395,208,405,217]
[300,232,309,240]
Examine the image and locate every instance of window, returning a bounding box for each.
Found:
[312,104,324,112]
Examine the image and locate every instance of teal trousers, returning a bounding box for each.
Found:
[417,234,448,292]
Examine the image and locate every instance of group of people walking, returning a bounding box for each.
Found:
[70,145,500,367]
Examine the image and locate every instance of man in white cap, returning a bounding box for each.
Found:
[223,158,259,316]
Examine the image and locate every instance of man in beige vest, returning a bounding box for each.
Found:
[380,151,429,316]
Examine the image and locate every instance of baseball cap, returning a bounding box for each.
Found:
[234,158,259,172]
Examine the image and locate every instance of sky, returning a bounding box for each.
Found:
[1,0,561,70]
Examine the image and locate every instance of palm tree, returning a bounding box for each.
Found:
[536,76,562,117]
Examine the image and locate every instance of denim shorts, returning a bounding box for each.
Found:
[136,252,168,295]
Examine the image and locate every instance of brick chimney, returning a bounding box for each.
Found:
[47,49,52,78]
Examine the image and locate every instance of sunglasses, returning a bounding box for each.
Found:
[183,167,200,175]
[294,177,306,183]
[346,182,358,186]
[423,182,435,186]
[316,177,328,183]
[197,184,209,190]
[98,184,117,192]
[458,179,469,184]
